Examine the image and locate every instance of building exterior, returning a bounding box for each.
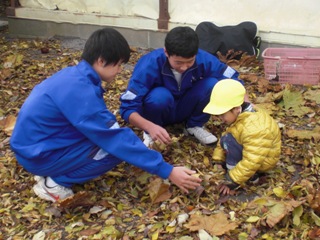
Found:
[7,0,320,51]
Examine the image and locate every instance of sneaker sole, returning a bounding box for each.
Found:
[183,128,218,145]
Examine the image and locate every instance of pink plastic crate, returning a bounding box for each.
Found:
[262,48,320,85]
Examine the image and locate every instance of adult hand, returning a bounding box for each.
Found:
[147,124,171,145]
[168,167,202,193]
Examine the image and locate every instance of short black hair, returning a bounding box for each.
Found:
[165,26,199,58]
[81,27,130,65]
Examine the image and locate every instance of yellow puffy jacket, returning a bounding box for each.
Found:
[213,107,281,185]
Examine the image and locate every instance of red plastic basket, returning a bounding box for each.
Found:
[262,48,320,85]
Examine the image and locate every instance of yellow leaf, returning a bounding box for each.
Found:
[151,230,159,240]
[266,202,287,227]
[115,79,125,85]
[293,205,303,226]
[131,208,143,217]
[246,216,260,223]
[273,187,287,198]
[311,210,320,226]
[21,202,36,212]
[203,156,210,167]
[165,225,176,233]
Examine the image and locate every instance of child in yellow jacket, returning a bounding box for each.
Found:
[203,79,281,195]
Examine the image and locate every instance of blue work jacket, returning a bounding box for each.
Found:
[120,48,240,122]
[10,60,173,179]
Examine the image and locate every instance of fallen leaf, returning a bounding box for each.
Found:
[184,212,238,236]
[148,178,172,204]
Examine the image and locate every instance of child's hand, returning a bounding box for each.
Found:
[217,183,238,196]
[218,183,231,195]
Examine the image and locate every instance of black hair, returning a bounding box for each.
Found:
[164,26,199,58]
[81,27,130,65]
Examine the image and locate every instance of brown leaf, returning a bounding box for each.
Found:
[0,115,16,136]
[184,212,238,236]
[58,191,93,208]
[308,227,320,239]
[148,178,172,204]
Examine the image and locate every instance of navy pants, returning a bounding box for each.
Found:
[142,77,218,128]
[24,143,123,187]
[220,133,243,170]
[52,148,122,187]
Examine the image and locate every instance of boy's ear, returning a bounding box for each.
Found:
[97,57,107,67]
[164,48,169,58]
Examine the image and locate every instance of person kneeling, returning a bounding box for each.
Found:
[203,79,281,195]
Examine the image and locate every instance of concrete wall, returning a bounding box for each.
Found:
[8,0,320,50]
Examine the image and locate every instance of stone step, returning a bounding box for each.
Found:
[0,20,8,30]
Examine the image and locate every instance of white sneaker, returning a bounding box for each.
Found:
[184,126,217,145]
[33,177,74,202]
[143,132,154,147]
[34,175,43,182]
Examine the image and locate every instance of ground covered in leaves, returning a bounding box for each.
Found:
[1,25,320,240]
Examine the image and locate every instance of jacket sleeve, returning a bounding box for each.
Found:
[74,109,173,179]
[228,127,272,185]
[212,139,226,162]
[54,76,173,179]
[198,49,240,82]
[119,52,161,123]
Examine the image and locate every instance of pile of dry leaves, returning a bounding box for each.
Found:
[1,26,320,240]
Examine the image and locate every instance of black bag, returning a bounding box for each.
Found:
[195,21,261,58]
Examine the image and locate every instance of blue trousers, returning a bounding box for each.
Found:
[28,144,122,187]
[142,77,218,128]
[220,133,243,169]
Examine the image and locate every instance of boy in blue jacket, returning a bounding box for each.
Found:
[10,28,201,202]
[120,26,245,147]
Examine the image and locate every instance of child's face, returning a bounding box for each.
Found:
[217,107,240,125]
[164,49,196,74]
[94,58,123,83]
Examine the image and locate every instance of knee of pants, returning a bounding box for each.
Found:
[144,87,174,111]
[188,78,218,101]
[196,78,218,92]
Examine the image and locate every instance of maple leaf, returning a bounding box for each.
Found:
[279,86,312,117]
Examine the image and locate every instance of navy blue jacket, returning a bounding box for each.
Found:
[120,48,240,122]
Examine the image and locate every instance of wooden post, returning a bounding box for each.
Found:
[6,0,18,16]
[158,0,170,30]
